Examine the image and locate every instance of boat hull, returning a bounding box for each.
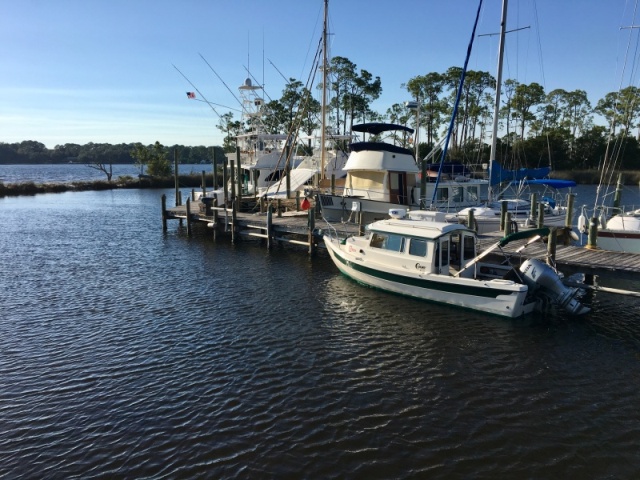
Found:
[596,229,640,253]
[323,236,535,318]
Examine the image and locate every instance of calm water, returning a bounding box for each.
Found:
[0,163,213,184]
[1,174,640,477]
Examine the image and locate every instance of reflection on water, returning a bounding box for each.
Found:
[0,188,639,478]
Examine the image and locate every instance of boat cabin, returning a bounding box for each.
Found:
[352,211,478,278]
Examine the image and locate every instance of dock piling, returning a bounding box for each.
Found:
[161,194,167,231]
[185,198,192,237]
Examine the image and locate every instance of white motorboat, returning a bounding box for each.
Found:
[592,208,640,254]
[454,179,576,234]
[317,122,489,224]
[323,209,590,318]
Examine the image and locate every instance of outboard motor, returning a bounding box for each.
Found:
[519,259,590,315]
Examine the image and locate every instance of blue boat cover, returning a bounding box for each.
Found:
[490,160,551,185]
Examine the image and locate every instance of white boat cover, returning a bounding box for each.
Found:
[258,168,317,198]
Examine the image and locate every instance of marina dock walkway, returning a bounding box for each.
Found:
[163,198,640,282]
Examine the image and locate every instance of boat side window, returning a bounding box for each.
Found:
[385,234,405,252]
[440,239,449,266]
[370,233,386,248]
[369,232,405,252]
[466,186,478,202]
[463,235,476,259]
[408,238,428,257]
[436,187,449,202]
[452,186,463,203]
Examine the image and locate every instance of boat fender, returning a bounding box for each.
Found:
[577,213,587,233]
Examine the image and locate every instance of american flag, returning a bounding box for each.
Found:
[186,92,196,99]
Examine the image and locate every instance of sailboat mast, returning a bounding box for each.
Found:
[320,0,329,180]
[489,0,508,200]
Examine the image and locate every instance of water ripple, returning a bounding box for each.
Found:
[1,190,640,478]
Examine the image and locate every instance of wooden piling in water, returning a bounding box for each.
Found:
[212,197,218,241]
[266,208,273,249]
[586,217,599,249]
[161,194,167,231]
[537,202,544,228]
[500,200,507,231]
[308,206,316,255]
[231,197,237,244]
[565,193,575,228]
[185,198,192,237]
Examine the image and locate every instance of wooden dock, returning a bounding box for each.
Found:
[477,231,640,281]
[162,196,640,282]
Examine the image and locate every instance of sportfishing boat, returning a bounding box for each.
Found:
[323,209,590,318]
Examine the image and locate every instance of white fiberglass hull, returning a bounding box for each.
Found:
[452,210,570,234]
[596,229,640,253]
[324,236,535,319]
[596,213,640,253]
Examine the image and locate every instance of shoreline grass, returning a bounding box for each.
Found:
[0,173,218,197]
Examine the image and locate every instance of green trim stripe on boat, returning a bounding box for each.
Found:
[332,249,517,299]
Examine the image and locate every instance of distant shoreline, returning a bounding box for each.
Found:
[0,173,215,197]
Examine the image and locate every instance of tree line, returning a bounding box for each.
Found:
[4,56,640,175]
[0,141,225,167]
[217,57,640,172]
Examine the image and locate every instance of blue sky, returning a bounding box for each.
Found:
[0,0,636,149]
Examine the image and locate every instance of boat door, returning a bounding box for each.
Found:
[436,237,450,275]
[389,171,407,204]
